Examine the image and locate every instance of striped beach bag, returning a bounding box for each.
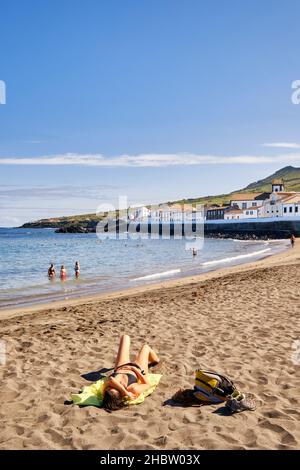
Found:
[193,369,236,404]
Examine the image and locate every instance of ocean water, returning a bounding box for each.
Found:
[0,228,288,310]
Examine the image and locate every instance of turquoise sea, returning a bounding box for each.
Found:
[0,228,288,310]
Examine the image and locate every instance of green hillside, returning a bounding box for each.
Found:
[243,165,300,192]
[171,165,300,206]
[21,165,300,229]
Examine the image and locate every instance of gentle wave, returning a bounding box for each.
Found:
[232,239,287,244]
[0,228,289,310]
[131,269,181,281]
[232,239,266,243]
[200,248,271,267]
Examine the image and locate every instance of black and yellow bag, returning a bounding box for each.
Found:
[193,369,236,404]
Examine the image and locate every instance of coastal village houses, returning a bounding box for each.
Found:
[128,204,204,223]
[130,179,300,223]
[206,179,300,221]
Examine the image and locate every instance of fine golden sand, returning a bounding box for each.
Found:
[0,242,299,450]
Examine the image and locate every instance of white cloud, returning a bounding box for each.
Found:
[23,140,45,144]
[261,142,300,149]
[0,184,118,199]
[0,151,300,167]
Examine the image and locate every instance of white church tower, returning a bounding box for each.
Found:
[272,178,284,193]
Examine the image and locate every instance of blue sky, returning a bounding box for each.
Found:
[1,0,300,225]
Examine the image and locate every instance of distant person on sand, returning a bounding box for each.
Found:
[74,261,80,278]
[48,264,56,279]
[192,248,197,256]
[60,265,67,280]
[102,334,160,411]
[290,234,296,248]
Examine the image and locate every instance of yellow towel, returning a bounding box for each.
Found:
[71,373,162,407]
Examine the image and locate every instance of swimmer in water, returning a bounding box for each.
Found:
[74,261,80,278]
[48,264,56,279]
[60,265,67,280]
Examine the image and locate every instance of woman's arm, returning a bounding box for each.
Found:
[105,377,136,399]
[105,377,127,397]
[127,382,152,397]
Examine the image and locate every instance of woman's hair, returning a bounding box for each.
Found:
[102,388,126,412]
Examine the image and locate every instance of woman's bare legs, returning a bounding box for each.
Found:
[114,334,131,368]
[134,344,159,374]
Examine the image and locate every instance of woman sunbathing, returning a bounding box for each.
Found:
[102,334,160,411]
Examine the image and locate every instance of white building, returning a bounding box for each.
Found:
[169,204,185,222]
[261,190,296,218]
[227,178,300,220]
[190,208,205,222]
[224,206,263,220]
[129,206,150,221]
[131,178,300,224]
[242,206,263,219]
[230,193,269,210]
[224,208,243,220]
[132,204,204,223]
[281,195,300,216]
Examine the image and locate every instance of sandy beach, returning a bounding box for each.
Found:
[0,242,299,450]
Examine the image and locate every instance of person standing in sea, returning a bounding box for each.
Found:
[290,234,296,248]
[60,265,67,281]
[74,261,80,278]
[48,263,56,279]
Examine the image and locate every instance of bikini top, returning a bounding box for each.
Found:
[110,371,137,386]
[110,362,146,386]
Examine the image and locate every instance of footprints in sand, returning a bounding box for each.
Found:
[0,262,300,449]
[258,419,297,446]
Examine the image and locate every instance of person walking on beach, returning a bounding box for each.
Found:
[48,263,56,279]
[60,265,67,280]
[192,248,197,257]
[74,261,80,278]
[290,234,296,248]
[102,334,160,411]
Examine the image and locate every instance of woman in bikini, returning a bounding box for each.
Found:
[60,265,67,280]
[102,334,160,411]
[48,263,56,279]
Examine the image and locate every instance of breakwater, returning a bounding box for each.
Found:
[54,217,300,239]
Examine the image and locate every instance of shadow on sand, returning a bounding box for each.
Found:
[81,367,113,382]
